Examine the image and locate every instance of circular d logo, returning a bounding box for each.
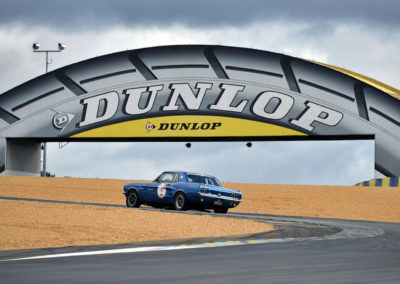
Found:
[52,111,74,131]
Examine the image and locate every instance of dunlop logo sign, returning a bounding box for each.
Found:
[76,82,342,137]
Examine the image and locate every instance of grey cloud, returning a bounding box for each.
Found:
[1,0,400,30]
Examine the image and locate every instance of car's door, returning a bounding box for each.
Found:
[146,172,177,204]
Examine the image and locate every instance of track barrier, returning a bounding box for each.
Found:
[355,177,400,187]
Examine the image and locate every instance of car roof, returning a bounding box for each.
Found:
[164,171,217,178]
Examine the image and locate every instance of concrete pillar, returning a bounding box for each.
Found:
[4,139,41,176]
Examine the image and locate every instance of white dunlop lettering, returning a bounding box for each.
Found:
[162,83,212,111]
[290,101,343,131]
[124,85,163,115]
[78,92,119,127]
[252,91,294,119]
[209,84,247,112]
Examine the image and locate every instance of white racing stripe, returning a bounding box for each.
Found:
[5,239,285,262]
[6,245,195,261]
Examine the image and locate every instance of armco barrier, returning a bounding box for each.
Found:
[355,177,400,187]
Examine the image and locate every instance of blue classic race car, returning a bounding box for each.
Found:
[124,171,242,214]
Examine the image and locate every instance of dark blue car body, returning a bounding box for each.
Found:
[124,171,242,213]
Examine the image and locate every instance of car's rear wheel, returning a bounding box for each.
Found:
[174,192,188,211]
[126,190,141,208]
[214,207,228,214]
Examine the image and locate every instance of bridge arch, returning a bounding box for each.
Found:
[0,45,399,176]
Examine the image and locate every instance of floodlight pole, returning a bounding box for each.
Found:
[33,43,66,176]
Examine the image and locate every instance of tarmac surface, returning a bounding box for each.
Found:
[1,206,400,283]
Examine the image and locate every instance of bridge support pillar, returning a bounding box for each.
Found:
[4,139,41,176]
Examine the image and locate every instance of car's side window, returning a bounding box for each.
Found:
[158,173,177,183]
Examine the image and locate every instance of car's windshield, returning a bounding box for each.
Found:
[187,174,222,186]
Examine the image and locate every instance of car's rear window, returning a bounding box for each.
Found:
[187,174,221,186]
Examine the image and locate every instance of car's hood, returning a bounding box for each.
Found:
[201,185,241,194]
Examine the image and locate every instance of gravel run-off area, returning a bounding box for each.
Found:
[1,176,400,251]
[0,177,273,251]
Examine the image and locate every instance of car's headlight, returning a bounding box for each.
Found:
[232,193,241,200]
[200,188,209,194]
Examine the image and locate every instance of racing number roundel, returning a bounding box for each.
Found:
[157,184,166,198]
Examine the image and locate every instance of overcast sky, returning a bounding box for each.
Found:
[1,0,399,185]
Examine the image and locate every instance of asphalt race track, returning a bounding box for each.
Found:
[0,204,400,283]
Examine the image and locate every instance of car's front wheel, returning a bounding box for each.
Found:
[174,192,188,211]
[214,207,228,214]
[126,190,141,208]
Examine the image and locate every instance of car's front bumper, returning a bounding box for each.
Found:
[198,192,241,208]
